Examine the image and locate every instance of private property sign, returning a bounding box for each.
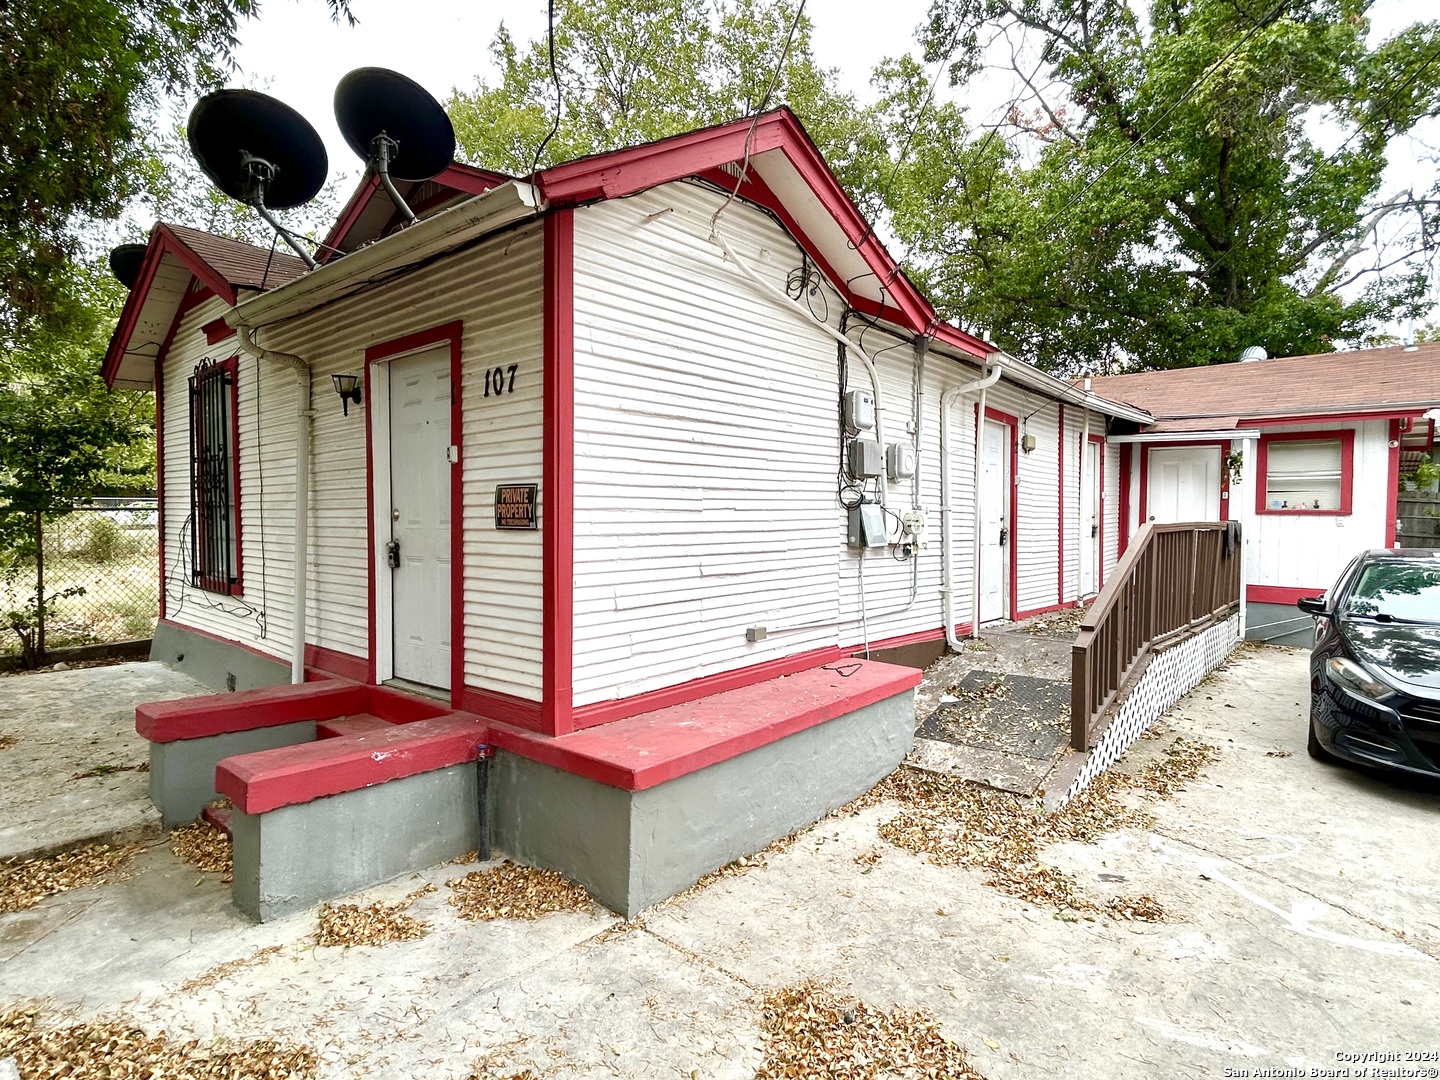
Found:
[494,484,538,530]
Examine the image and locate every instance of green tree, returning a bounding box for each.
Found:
[889,0,1440,373]
[0,264,154,665]
[446,0,880,209]
[0,0,353,349]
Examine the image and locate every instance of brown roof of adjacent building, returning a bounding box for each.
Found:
[1085,343,1440,422]
[166,223,308,292]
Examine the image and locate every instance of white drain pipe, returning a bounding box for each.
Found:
[236,326,312,684]
[940,359,1003,651]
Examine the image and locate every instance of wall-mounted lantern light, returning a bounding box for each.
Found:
[331,373,362,416]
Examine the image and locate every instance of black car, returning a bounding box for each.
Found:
[1297,549,1440,777]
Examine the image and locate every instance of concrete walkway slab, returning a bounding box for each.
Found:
[0,662,210,862]
[1,646,1437,1078]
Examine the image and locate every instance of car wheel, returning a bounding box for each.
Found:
[1307,717,1336,763]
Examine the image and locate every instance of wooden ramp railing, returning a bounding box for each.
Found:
[1071,521,1242,751]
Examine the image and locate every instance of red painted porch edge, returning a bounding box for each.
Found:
[138,680,366,743]
[1247,585,1324,604]
[490,659,920,792]
[543,210,576,736]
[304,644,368,684]
[458,685,546,732]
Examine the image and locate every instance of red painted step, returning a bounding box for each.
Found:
[202,802,233,836]
[316,713,394,739]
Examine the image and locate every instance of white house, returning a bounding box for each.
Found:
[106,109,1150,917]
[1087,344,1440,645]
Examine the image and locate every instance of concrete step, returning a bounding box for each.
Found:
[316,714,394,739]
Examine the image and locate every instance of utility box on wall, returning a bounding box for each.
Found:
[847,504,886,549]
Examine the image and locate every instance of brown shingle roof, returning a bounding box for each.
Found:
[166,223,308,292]
[1085,343,1440,421]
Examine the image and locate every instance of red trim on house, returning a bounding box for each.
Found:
[153,616,300,674]
[1387,419,1401,547]
[318,164,515,264]
[458,686,546,732]
[1237,409,1423,427]
[1118,444,1132,555]
[977,405,1021,621]
[1057,404,1065,604]
[1254,429,1355,516]
[1088,433,1106,587]
[202,317,235,344]
[1014,599,1082,622]
[490,660,921,792]
[303,644,369,684]
[362,320,466,700]
[1247,585,1325,605]
[178,285,217,317]
[535,109,989,359]
[847,626,953,653]
[543,211,576,737]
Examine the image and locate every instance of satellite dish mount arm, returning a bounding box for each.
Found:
[369,132,417,224]
[242,152,320,270]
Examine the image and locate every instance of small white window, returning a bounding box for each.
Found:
[1265,438,1341,511]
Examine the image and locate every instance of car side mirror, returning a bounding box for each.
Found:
[1296,596,1328,617]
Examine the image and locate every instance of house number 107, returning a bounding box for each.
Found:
[484,364,519,397]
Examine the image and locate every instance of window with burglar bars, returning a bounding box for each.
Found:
[189,356,242,593]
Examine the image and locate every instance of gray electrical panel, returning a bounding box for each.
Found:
[848,503,886,549]
[847,438,882,479]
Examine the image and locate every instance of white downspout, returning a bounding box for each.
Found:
[1080,388,1091,598]
[236,326,311,685]
[940,360,1003,651]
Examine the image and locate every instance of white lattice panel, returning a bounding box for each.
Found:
[1059,615,1240,806]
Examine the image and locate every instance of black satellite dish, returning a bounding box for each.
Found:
[187,89,328,268]
[108,244,148,290]
[335,67,456,223]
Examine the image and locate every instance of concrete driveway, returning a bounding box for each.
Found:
[1,646,1437,1078]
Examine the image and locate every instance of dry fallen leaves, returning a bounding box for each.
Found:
[170,818,233,882]
[316,884,435,947]
[1019,604,1089,637]
[875,736,1220,922]
[0,1007,316,1078]
[0,733,15,751]
[0,843,141,914]
[447,861,593,921]
[180,945,285,994]
[756,981,985,1080]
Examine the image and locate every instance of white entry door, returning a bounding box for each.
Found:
[979,420,1011,622]
[1080,439,1102,595]
[388,347,452,689]
[1147,446,1221,524]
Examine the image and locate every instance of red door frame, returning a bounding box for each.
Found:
[1137,440,1230,525]
[363,320,465,704]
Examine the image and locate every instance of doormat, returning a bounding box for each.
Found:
[918,670,1070,761]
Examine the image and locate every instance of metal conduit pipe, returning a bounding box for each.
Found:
[235,325,312,685]
[939,360,1004,652]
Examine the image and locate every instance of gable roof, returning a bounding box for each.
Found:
[1084,343,1440,427]
[236,108,994,364]
[320,162,514,261]
[102,223,308,389]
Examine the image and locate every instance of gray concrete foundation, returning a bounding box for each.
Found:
[490,690,915,917]
[230,762,479,922]
[1246,601,1315,647]
[150,721,316,826]
[151,620,290,693]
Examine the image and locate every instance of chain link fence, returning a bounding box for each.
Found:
[0,500,159,658]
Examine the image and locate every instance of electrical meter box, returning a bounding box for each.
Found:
[847,503,886,549]
[844,389,875,435]
[887,442,917,479]
[847,438,882,479]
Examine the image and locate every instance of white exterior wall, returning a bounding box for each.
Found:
[161,225,546,700]
[569,181,1089,707]
[1231,420,1391,593]
[160,295,298,662]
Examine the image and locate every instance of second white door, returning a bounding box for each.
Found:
[1147,445,1221,524]
[979,419,1011,623]
[388,347,452,689]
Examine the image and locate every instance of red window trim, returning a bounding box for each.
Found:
[191,354,243,595]
[1254,429,1355,517]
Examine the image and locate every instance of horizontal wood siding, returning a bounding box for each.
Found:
[227,225,545,699]
[161,295,296,661]
[1104,441,1120,579]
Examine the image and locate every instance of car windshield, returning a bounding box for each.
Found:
[1342,560,1440,623]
